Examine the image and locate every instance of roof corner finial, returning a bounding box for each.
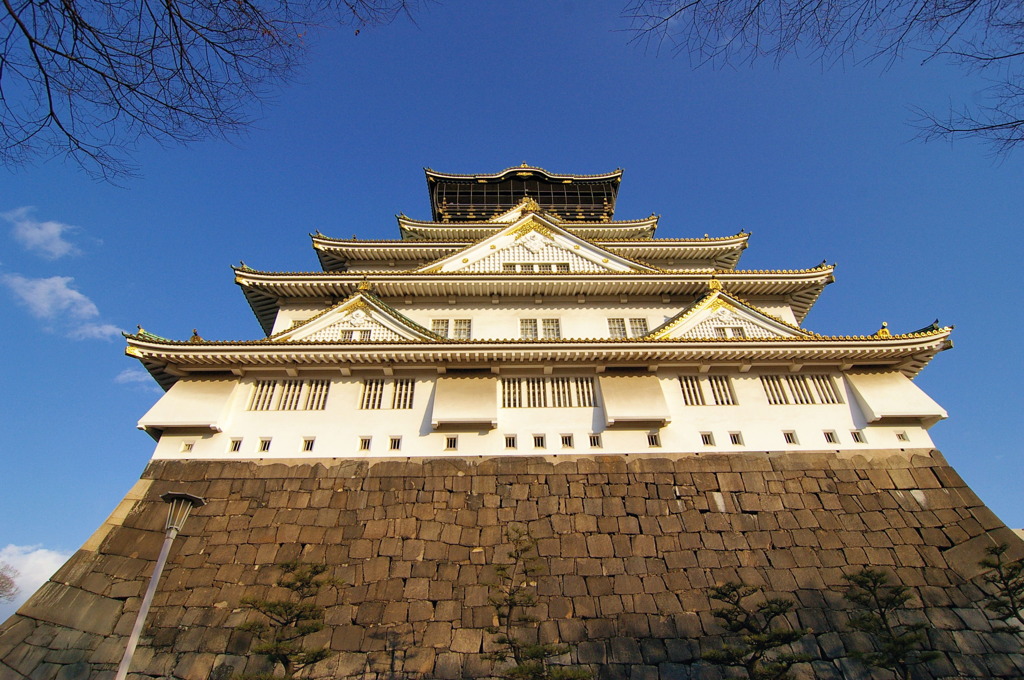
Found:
[521,161,529,167]
[876,321,891,338]
[136,324,144,334]
[521,195,541,213]
[708,277,723,292]
[189,329,203,342]
[357,278,374,293]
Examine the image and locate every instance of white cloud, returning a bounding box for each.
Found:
[70,322,124,340]
[2,273,99,319]
[3,207,80,259]
[0,544,73,622]
[115,368,153,384]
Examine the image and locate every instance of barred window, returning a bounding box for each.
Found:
[679,376,706,406]
[304,380,330,410]
[360,379,386,409]
[783,431,798,444]
[229,438,242,452]
[824,431,839,444]
[647,433,661,447]
[785,375,815,405]
[715,326,747,338]
[629,318,649,336]
[359,436,371,451]
[303,438,315,452]
[278,380,303,411]
[760,373,844,406]
[760,375,790,405]
[391,378,416,409]
[505,435,517,449]
[708,376,736,406]
[810,374,843,404]
[851,430,866,443]
[502,377,595,408]
[249,380,278,411]
[729,432,744,445]
[589,434,602,448]
[452,319,472,340]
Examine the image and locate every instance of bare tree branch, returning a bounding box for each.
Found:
[623,0,1024,154]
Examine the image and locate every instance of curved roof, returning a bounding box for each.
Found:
[424,165,623,182]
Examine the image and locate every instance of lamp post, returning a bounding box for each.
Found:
[114,491,205,680]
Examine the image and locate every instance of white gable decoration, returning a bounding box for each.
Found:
[274,295,435,343]
[651,293,810,340]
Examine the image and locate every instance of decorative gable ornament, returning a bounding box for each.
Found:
[648,291,813,340]
[273,294,439,343]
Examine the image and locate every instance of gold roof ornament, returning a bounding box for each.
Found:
[876,321,891,337]
[708,278,723,292]
[189,329,203,343]
[357,279,374,292]
[521,196,541,213]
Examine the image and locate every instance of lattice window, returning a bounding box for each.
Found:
[541,318,561,339]
[679,376,706,406]
[760,375,790,405]
[360,379,385,409]
[715,326,747,338]
[608,318,627,338]
[810,374,843,404]
[468,242,606,273]
[278,380,303,411]
[392,379,415,409]
[785,375,815,404]
[708,376,736,405]
[249,380,278,411]
[520,319,538,339]
[432,319,450,337]
[304,380,330,410]
[629,318,649,336]
[452,319,472,340]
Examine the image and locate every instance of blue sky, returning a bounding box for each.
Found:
[1,0,1021,594]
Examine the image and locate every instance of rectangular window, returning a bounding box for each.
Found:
[278,380,303,411]
[715,326,747,338]
[896,431,910,442]
[783,431,798,445]
[360,379,385,409]
[229,438,242,452]
[760,375,790,405]
[785,375,815,405]
[505,435,517,449]
[520,319,538,340]
[445,436,458,451]
[303,438,315,452]
[358,329,372,341]
[589,434,602,448]
[392,378,415,409]
[432,319,450,337]
[679,375,706,405]
[501,377,594,408]
[389,436,402,451]
[561,434,574,449]
[851,430,866,443]
[541,318,561,339]
[259,438,271,452]
[810,374,843,404]
[340,330,355,341]
[629,318,649,336]
[647,432,661,447]
[574,377,595,407]
[708,376,737,406]
[729,432,743,445]
[304,380,330,410]
[452,319,472,340]
[608,318,627,338]
[700,432,715,446]
[502,378,523,408]
[249,380,278,411]
[180,441,194,453]
[823,431,839,444]
[533,434,546,449]
[359,436,371,451]
[526,378,548,408]
[554,263,570,272]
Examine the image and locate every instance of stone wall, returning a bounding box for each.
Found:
[1,449,1022,680]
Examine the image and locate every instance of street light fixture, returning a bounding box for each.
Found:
[114,491,205,680]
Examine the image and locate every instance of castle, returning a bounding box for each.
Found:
[0,166,1020,680]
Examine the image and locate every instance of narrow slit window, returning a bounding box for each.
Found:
[259,438,272,452]
[389,436,402,451]
[229,438,242,452]
[823,431,839,444]
[895,431,910,442]
[851,430,866,443]
[505,435,517,449]
[647,432,661,447]
[303,438,315,452]
[180,441,194,453]
[359,436,371,451]
[561,434,574,448]
[445,436,458,451]
[783,431,798,445]
[729,432,743,445]
[589,434,602,448]
[533,434,546,449]
[700,432,714,446]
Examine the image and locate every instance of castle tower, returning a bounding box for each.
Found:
[1,166,1020,680]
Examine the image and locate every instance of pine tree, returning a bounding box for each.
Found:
[703,582,811,680]
[237,561,336,679]
[485,525,591,680]
[979,543,1024,635]
[842,568,938,680]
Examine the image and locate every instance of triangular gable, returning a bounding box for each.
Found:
[416,212,658,274]
[646,290,815,340]
[272,291,440,343]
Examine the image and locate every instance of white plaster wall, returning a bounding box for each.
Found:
[148,369,937,461]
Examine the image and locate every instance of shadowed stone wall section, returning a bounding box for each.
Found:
[1,449,1022,680]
